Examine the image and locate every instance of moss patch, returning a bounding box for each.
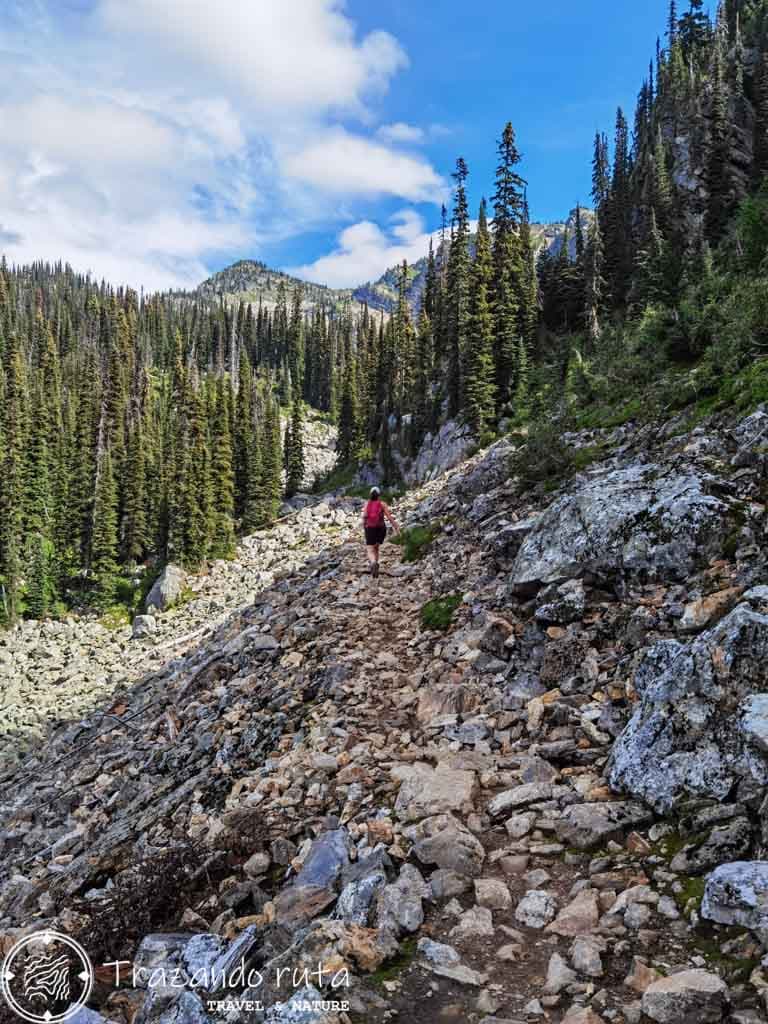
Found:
[420,593,463,631]
[368,936,418,988]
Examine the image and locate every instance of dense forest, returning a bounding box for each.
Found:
[3,0,768,623]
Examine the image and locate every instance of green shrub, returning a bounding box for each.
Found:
[420,593,462,630]
[392,524,439,562]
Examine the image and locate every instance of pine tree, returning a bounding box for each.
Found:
[260,396,283,524]
[513,338,531,423]
[584,217,607,345]
[181,385,212,569]
[337,355,361,466]
[464,199,497,435]
[285,396,305,497]
[122,419,149,565]
[492,124,527,408]
[413,307,434,449]
[91,448,119,604]
[446,158,471,417]
[210,375,236,558]
[26,532,54,620]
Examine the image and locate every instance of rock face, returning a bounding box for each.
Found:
[608,603,768,812]
[406,419,475,485]
[511,463,732,593]
[145,564,186,612]
[701,861,768,943]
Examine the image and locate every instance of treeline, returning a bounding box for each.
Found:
[0,265,374,620]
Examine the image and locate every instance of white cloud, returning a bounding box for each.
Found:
[0,0,444,291]
[97,0,407,118]
[289,209,436,288]
[377,122,425,144]
[282,129,445,203]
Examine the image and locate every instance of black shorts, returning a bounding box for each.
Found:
[364,525,387,546]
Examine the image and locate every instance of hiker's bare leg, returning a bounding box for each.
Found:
[366,544,377,566]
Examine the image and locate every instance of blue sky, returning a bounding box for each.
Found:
[0,0,670,291]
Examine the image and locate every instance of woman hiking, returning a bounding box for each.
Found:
[362,487,400,577]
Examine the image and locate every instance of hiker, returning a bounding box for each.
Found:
[362,487,399,577]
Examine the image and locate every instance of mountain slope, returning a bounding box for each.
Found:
[2,404,767,1023]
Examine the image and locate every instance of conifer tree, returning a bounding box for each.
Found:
[260,396,283,524]
[337,355,361,466]
[91,448,119,603]
[122,419,149,565]
[584,217,607,345]
[464,199,497,434]
[446,158,471,417]
[285,396,305,498]
[210,376,236,558]
[492,124,527,408]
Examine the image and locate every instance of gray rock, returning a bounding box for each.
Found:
[376,863,427,936]
[144,564,186,613]
[134,933,193,978]
[543,951,578,994]
[702,861,768,943]
[570,936,605,977]
[417,937,461,967]
[474,878,511,910]
[608,605,768,813]
[641,969,728,1024]
[488,782,552,817]
[515,889,558,928]
[132,614,157,639]
[535,579,586,625]
[555,802,653,850]
[135,988,213,1024]
[335,871,386,926]
[406,419,475,485]
[404,813,486,878]
[393,763,477,822]
[208,925,260,991]
[450,905,494,938]
[511,462,731,592]
[295,828,353,890]
[181,933,225,975]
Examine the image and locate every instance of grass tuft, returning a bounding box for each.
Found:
[420,592,463,630]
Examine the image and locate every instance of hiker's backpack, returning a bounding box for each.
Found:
[365,499,385,528]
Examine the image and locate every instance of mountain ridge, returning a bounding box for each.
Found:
[197,208,592,315]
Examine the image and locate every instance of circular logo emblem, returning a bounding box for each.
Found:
[0,931,94,1023]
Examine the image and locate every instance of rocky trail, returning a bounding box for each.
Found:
[4,408,768,1024]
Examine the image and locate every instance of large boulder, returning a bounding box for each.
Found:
[701,861,768,944]
[393,763,477,822]
[641,969,728,1024]
[403,813,485,878]
[144,564,186,613]
[608,604,768,813]
[510,462,733,593]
